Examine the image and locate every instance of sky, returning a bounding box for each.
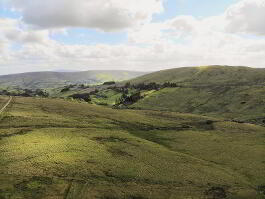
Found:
[0,0,265,75]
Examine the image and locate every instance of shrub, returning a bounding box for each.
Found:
[103,81,116,85]
[61,87,70,92]
[35,89,49,97]
[79,84,89,89]
[116,92,142,105]
[69,93,91,102]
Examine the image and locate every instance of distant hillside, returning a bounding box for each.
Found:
[128,66,265,124]
[128,65,265,86]
[0,70,148,89]
[62,66,265,125]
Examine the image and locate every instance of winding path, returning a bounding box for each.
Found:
[0,96,12,114]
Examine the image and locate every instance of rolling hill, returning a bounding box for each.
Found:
[0,66,265,198]
[0,96,264,198]
[0,70,148,90]
[123,66,265,124]
[56,66,265,125]
[128,65,265,86]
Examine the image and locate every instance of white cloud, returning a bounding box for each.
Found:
[0,18,50,45]
[8,0,164,32]
[1,0,265,75]
[128,23,167,44]
[0,18,17,52]
[169,15,199,33]
[225,0,265,35]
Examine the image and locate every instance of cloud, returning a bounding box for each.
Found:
[7,0,164,32]
[0,18,50,44]
[0,18,18,51]
[128,23,166,44]
[169,15,199,33]
[1,0,265,75]
[225,0,265,35]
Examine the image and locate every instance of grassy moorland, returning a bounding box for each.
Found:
[130,85,265,123]
[127,66,265,125]
[128,66,265,85]
[64,66,265,125]
[0,96,264,199]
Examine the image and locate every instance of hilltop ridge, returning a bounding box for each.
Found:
[127,65,265,86]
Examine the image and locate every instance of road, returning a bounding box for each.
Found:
[0,96,12,114]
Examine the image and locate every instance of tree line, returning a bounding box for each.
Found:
[113,82,179,106]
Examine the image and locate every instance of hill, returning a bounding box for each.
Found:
[0,96,264,198]
[0,70,148,90]
[128,65,265,86]
[56,66,265,125]
[118,66,265,124]
[51,65,265,124]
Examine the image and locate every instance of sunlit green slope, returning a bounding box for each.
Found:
[129,65,265,86]
[121,66,265,124]
[0,96,264,199]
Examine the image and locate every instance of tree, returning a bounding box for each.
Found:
[35,89,49,97]
[116,92,142,106]
[124,82,131,88]
[69,93,91,102]
[103,81,116,85]
[61,87,70,92]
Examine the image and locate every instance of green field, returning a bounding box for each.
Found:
[0,96,264,199]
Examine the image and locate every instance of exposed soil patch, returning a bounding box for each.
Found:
[205,186,227,199]
[100,194,147,199]
[128,196,147,199]
[15,176,53,192]
[111,119,192,131]
[107,147,133,157]
[93,136,128,143]
[100,196,120,199]
[15,176,53,189]
[92,136,139,147]
[13,176,53,198]
[184,120,215,131]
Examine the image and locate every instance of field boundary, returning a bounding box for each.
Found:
[0,96,12,114]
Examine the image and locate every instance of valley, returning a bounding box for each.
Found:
[54,66,265,126]
[2,0,265,198]
[0,66,265,199]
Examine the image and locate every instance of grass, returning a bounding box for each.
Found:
[40,65,265,125]
[0,96,264,199]
[128,65,265,86]
[55,66,265,126]
[90,89,122,106]
[130,85,265,125]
